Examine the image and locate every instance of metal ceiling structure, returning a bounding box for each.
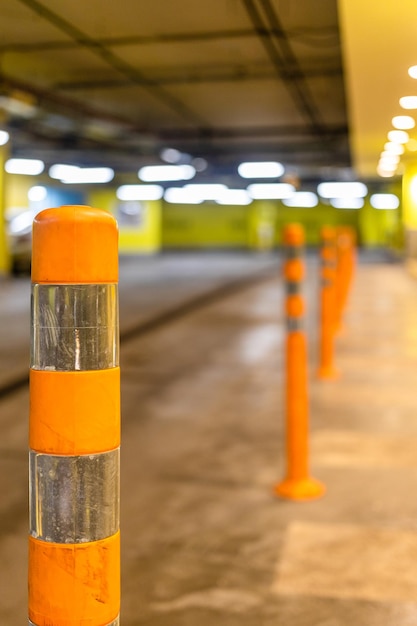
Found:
[1,0,351,187]
[8,0,417,193]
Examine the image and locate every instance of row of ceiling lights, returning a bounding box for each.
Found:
[6,156,400,209]
[0,128,400,209]
[378,65,417,177]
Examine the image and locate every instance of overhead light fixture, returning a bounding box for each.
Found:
[49,164,78,180]
[164,187,203,204]
[387,130,409,144]
[160,148,182,164]
[5,158,44,175]
[400,96,417,109]
[0,130,9,146]
[408,66,417,79]
[377,165,395,178]
[191,157,208,172]
[383,142,404,155]
[28,185,47,202]
[238,161,284,179]
[282,192,318,208]
[138,164,195,182]
[116,184,163,201]
[0,90,37,118]
[370,194,399,210]
[49,164,114,184]
[392,115,415,130]
[216,189,252,205]
[183,183,227,201]
[317,181,367,198]
[330,197,364,209]
[247,183,294,199]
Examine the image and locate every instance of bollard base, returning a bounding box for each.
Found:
[316,365,340,380]
[274,476,326,501]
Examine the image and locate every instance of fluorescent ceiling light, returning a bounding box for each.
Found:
[139,164,195,182]
[380,151,400,163]
[0,130,9,146]
[216,189,252,205]
[317,181,367,198]
[384,142,404,155]
[184,183,227,201]
[387,130,409,144]
[247,183,295,199]
[392,115,415,130]
[238,161,284,179]
[370,194,399,210]
[282,192,318,207]
[164,187,203,204]
[408,66,417,79]
[116,184,163,201]
[49,164,78,180]
[28,185,47,202]
[5,158,44,175]
[49,165,114,184]
[400,96,417,109]
[377,165,395,178]
[330,197,364,209]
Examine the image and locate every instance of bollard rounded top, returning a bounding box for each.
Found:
[283,223,305,246]
[31,205,118,283]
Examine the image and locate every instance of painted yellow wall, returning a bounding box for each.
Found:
[88,189,162,254]
[402,162,417,229]
[162,200,363,248]
[0,146,10,274]
[5,173,32,215]
[162,203,249,248]
[161,198,400,249]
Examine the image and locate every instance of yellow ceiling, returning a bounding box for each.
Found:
[339,0,417,178]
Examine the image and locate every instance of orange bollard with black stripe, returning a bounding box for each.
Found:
[317,225,339,379]
[29,206,120,626]
[274,224,325,501]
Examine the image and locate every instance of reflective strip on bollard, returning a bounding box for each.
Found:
[29,449,120,543]
[31,283,119,371]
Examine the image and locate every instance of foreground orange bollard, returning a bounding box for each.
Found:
[335,226,357,332]
[275,224,325,501]
[317,225,339,379]
[29,206,120,626]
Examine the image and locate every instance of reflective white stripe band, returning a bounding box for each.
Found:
[29,449,119,543]
[29,618,120,626]
[31,284,119,371]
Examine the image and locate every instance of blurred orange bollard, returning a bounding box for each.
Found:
[317,225,339,380]
[275,224,325,501]
[335,226,357,332]
[29,206,120,626]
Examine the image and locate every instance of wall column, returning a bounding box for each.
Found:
[0,139,10,275]
[402,161,417,262]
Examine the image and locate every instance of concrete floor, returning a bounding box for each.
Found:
[1,251,417,625]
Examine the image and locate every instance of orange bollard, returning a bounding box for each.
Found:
[275,224,325,501]
[317,225,339,379]
[29,206,120,626]
[335,226,357,332]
